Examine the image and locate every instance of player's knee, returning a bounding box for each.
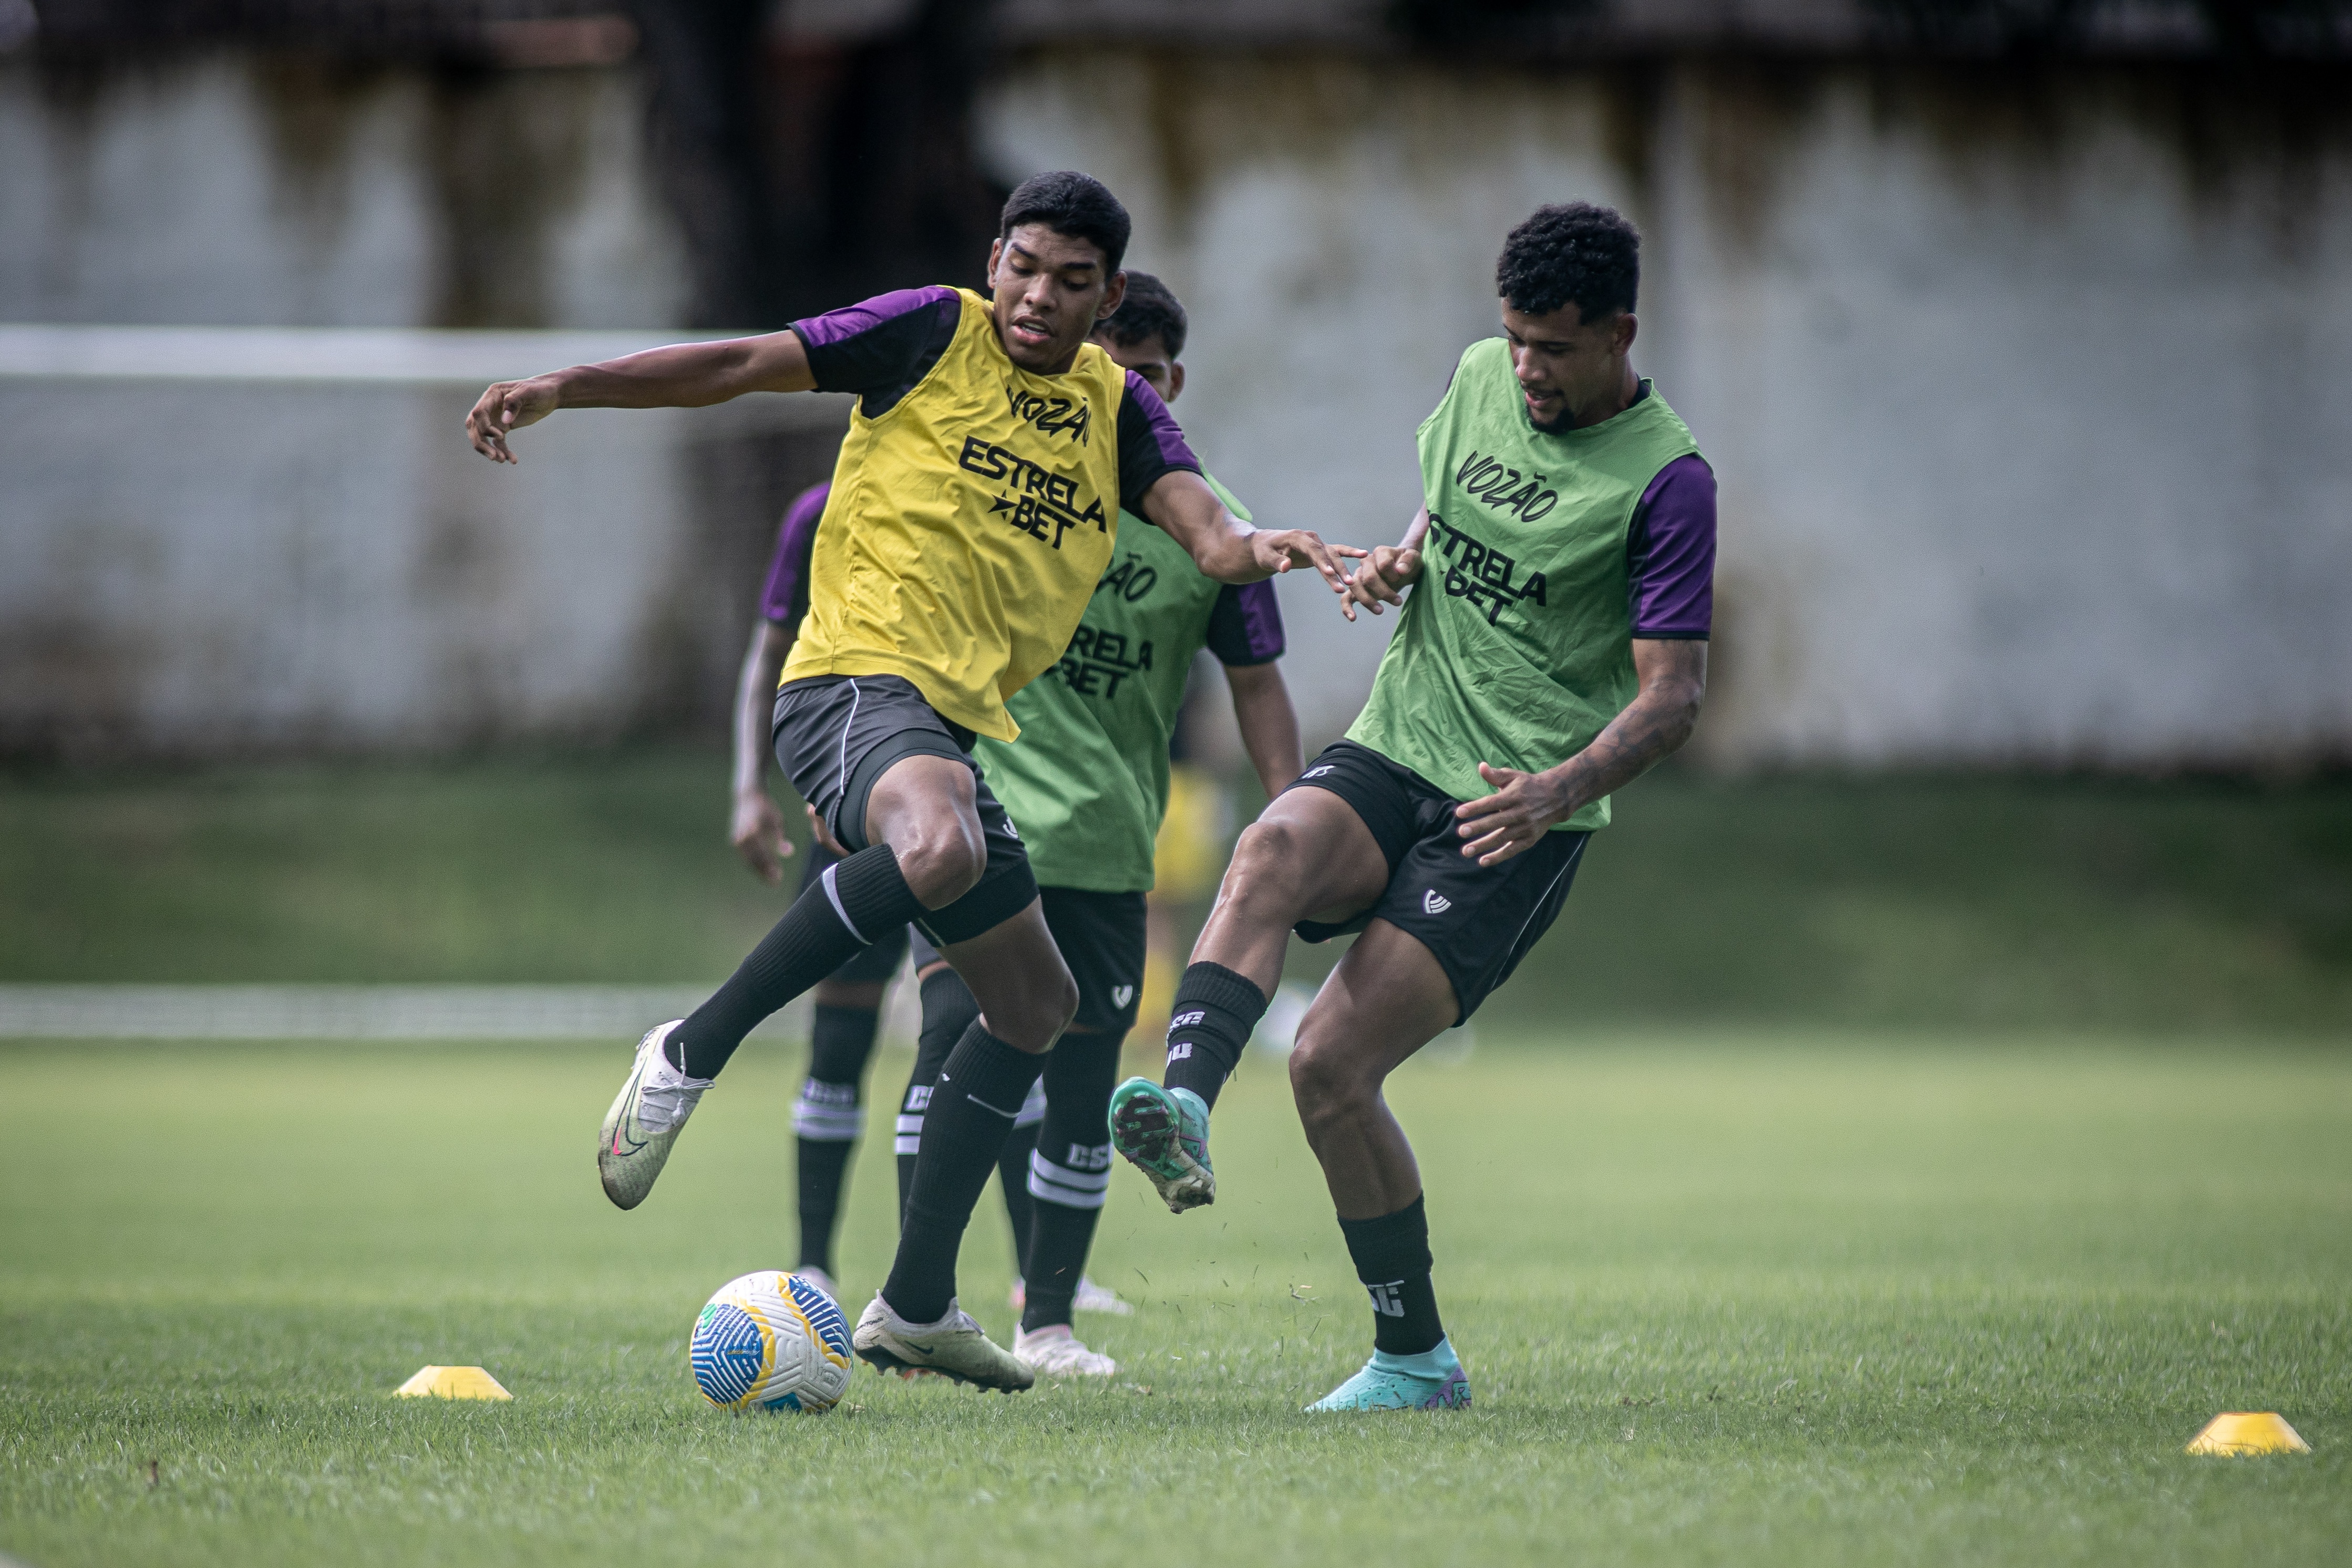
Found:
[1226,818,1306,903]
[993,970,1077,1052]
[892,817,986,907]
[1287,1029,1375,1128]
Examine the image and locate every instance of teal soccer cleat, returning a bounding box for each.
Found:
[1107,1078,1215,1212]
[1305,1338,1471,1412]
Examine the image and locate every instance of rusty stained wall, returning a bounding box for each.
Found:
[0,55,847,758]
[0,52,686,328]
[981,51,2352,770]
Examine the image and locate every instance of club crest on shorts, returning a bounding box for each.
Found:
[1423,889,1452,915]
[1112,984,1135,1008]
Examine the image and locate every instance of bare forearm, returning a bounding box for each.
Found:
[1228,665,1303,801]
[551,337,807,410]
[732,624,792,797]
[1544,659,1704,817]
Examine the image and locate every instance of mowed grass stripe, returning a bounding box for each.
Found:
[2,1036,2346,1567]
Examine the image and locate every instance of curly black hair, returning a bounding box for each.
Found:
[999,171,1131,275]
[1096,271,1188,360]
[1495,202,1640,323]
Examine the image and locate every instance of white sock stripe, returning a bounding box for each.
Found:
[893,1135,920,1156]
[819,862,868,945]
[894,1113,925,1136]
[1025,1175,1105,1213]
[792,1105,865,1140]
[1028,1148,1111,1193]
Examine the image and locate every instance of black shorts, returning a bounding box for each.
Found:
[906,885,1147,1036]
[1284,739,1590,1025]
[772,674,1036,946]
[799,844,911,984]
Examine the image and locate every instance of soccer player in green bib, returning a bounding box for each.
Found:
[1108,203,1718,1411]
[889,274,1302,1378]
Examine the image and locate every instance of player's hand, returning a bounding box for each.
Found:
[1247,529,1367,617]
[1343,545,1423,616]
[804,803,851,859]
[465,375,563,463]
[730,789,793,883]
[1453,761,1572,866]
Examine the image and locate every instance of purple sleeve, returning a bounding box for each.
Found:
[1625,454,1716,639]
[789,286,962,416]
[1115,369,1201,514]
[1205,581,1286,667]
[759,482,831,625]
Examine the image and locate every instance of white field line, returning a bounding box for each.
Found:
[0,985,717,1040]
[0,981,932,1044]
[0,324,749,385]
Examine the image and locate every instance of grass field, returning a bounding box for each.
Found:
[3,1034,2346,1567]
[4,751,2348,1030]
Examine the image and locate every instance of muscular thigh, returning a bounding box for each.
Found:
[1296,917,1460,1080]
[1245,785,1392,927]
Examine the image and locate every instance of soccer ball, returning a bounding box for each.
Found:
[689,1271,854,1412]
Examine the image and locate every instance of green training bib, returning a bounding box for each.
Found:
[1346,337,1700,831]
[974,474,1254,891]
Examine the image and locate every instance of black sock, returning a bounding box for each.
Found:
[882,1021,1043,1325]
[1338,1195,1445,1357]
[791,1003,880,1276]
[999,1115,1039,1276]
[1162,962,1267,1111]
[669,846,921,1079]
[896,966,980,1225]
[1020,1028,1122,1333]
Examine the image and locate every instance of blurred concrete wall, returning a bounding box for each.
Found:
[5,47,2349,767]
[0,55,843,757]
[984,52,2352,769]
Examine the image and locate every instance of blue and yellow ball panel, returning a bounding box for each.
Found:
[687,1271,854,1414]
[690,1302,770,1407]
[787,1273,852,1363]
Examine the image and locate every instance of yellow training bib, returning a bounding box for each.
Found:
[781,288,1129,741]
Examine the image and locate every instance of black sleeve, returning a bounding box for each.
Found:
[1204,583,1287,667]
[1115,370,1203,515]
[789,286,963,418]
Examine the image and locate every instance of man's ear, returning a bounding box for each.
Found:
[1614,312,1639,354]
[1096,270,1129,321]
[984,238,1004,290]
[1166,362,1186,404]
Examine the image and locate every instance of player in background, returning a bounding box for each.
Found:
[728,480,909,1302]
[465,170,1356,1392]
[888,274,1302,1378]
[1107,203,1716,1411]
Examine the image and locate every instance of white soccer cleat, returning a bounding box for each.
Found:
[851,1294,1034,1393]
[596,1020,710,1211]
[1014,1324,1118,1377]
[1074,1275,1134,1316]
[1009,1275,1136,1316]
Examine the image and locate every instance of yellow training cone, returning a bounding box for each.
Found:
[395,1365,512,1400]
[2185,1412,2308,1456]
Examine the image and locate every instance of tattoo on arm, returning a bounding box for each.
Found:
[1552,640,1707,813]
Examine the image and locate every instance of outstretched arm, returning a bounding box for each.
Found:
[465,331,817,463]
[1340,506,1431,616]
[1224,661,1304,803]
[729,620,798,884]
[1451,638,1708,866]
[1138,469,1363,613]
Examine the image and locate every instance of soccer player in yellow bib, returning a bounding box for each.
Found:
[465,172,1356,1391]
